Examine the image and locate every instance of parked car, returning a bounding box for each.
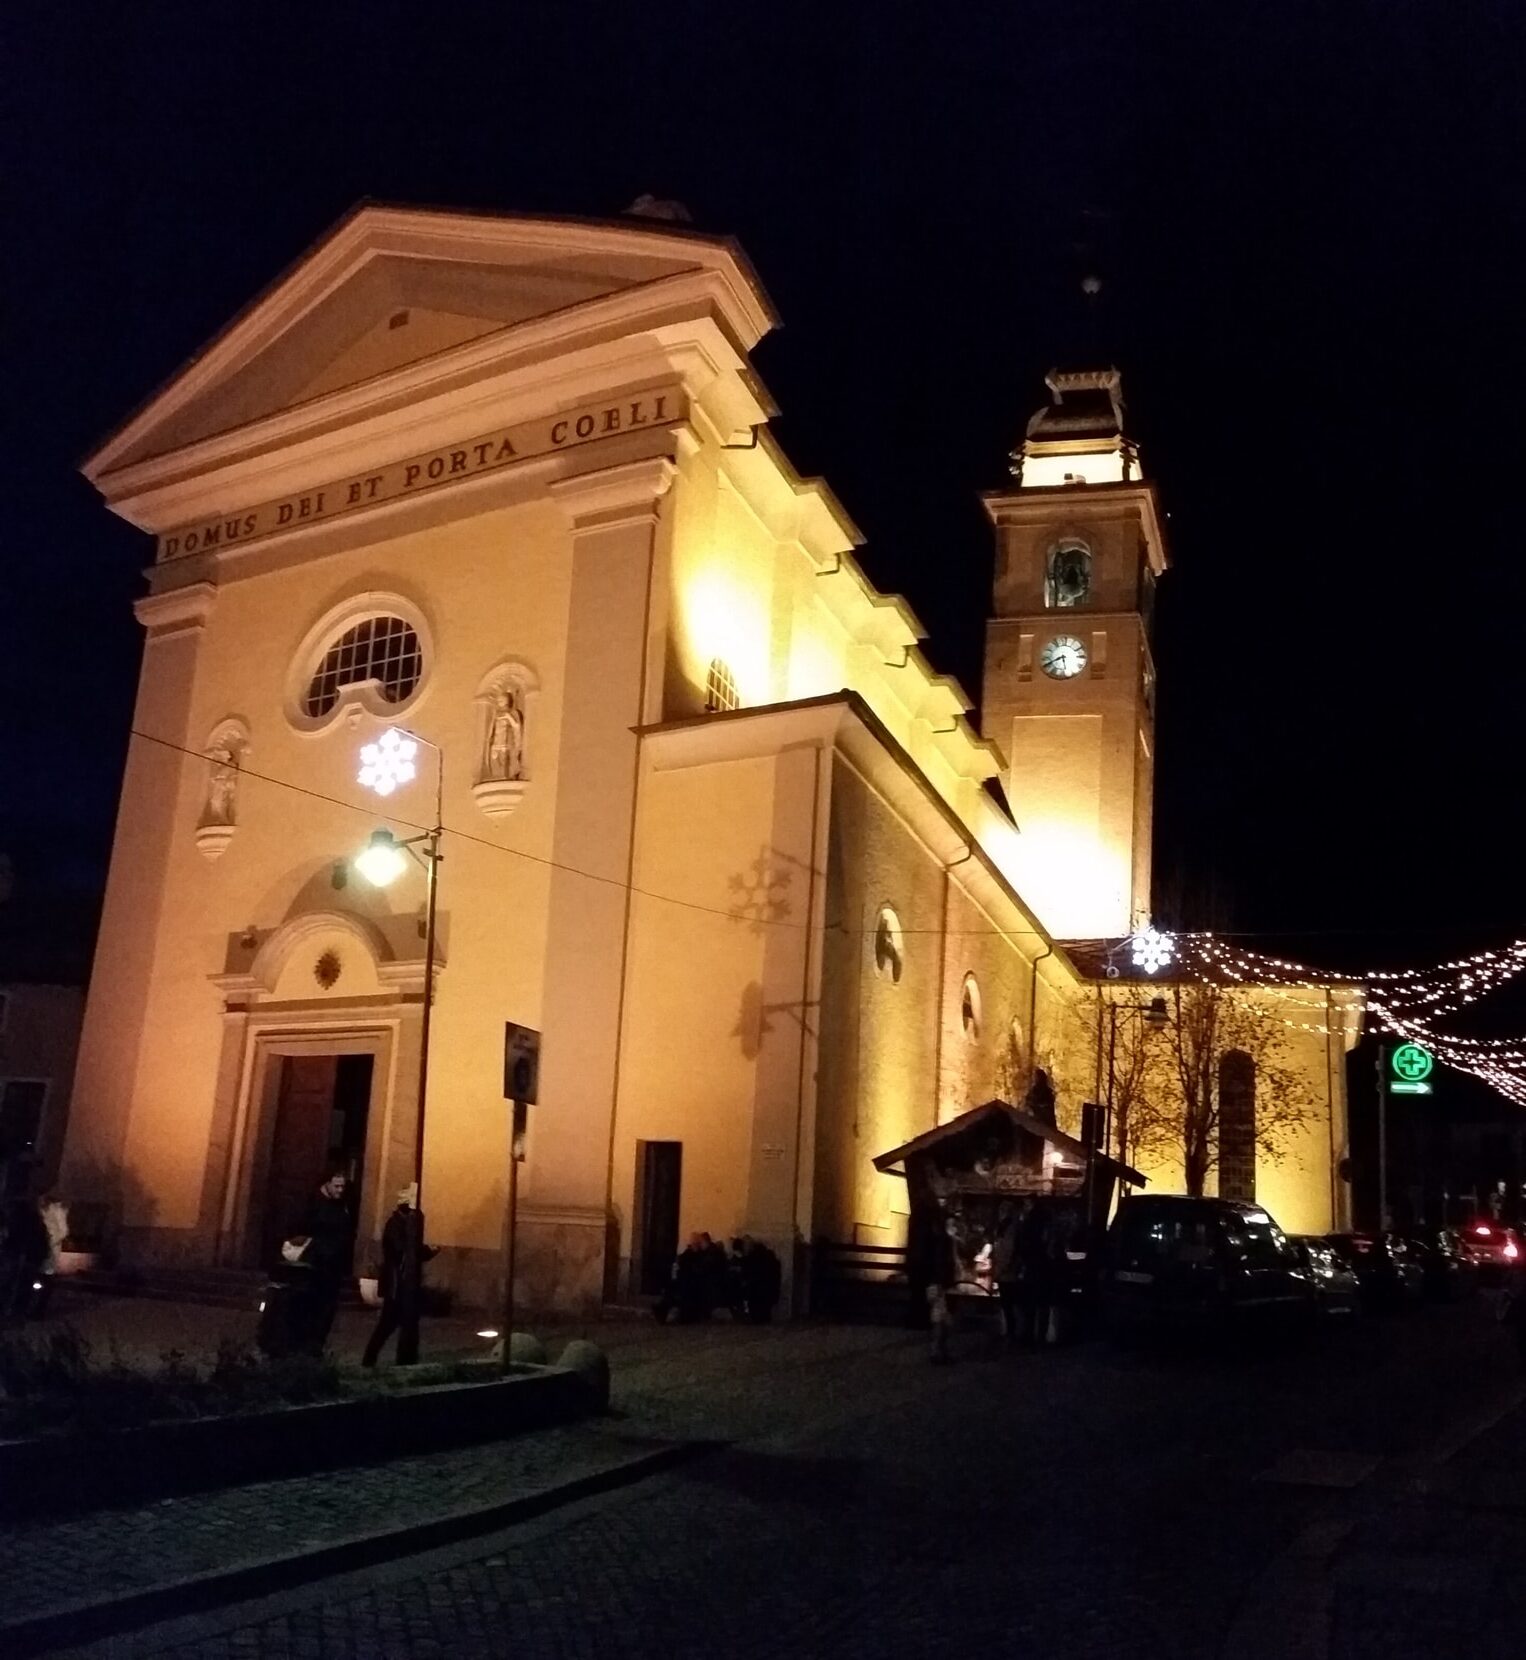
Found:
[1103,1196,1314,1333]
[1404,1227,1476,1300]
[1324,1233,1423,1309]
[1456,1219,1522,1279]
[1290,1236,1361,1317]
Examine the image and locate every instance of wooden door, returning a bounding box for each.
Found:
[262,1056,340,1269]
[634,1140,682,1295]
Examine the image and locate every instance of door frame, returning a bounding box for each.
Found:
[220,1020,401,1268]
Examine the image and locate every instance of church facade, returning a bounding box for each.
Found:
[65,205,1356,1312]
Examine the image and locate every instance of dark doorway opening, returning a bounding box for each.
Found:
[634,1140,682,1295]
[0,1080,47,1198]
[261,1053,372,1271]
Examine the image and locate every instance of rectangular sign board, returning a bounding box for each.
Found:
[503,1022,540,1105]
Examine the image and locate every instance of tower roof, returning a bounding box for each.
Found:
[1024,367,1126,442]
[1011,366,1140,487]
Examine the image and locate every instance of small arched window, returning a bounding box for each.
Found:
[1218,1049,1257,1203]
[960,974,982,1039]
[1045,540,1092,609]
[873,907,904,984]
[704,657,739,713]
[305,617,423,718]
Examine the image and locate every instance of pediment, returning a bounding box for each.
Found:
[90,204,773,477]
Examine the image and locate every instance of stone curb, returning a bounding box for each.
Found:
[0,1437,715,1658]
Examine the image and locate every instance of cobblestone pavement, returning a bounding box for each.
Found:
[0,1420,672,1628]
[1,1316,899,1635]
[48,1296,1526,1660]
[1324,1370,1526,1660]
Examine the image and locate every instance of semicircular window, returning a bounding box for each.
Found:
[305,616,423,718]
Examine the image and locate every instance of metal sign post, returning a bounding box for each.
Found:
[500,1024,539,1376]
[1377,1043,1435,1230]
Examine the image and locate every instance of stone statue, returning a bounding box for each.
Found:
[205,747,238,825]
[484,688,524,782]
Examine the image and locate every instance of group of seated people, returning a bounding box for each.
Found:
[654,1231,782,1324]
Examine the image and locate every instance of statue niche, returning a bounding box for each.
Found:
[472,662,536,819]
[195,719,250,860]
[484,686,526,784]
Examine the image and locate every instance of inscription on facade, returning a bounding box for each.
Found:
[156,385,685,562]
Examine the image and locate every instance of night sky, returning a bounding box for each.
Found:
[5,2,1526,984]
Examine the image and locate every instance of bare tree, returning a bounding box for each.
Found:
[1133,981,1320,1196]
[1053,991,1166,1172]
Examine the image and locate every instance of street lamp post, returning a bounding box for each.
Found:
[355,728,443,1359]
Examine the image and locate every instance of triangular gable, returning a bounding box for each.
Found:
[872,1099,1144,1186]
[89,203,775,477]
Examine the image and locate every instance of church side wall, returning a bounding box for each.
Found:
[611,742,824,1301]
[813,754,947,1248]
[936,883,1037,1123]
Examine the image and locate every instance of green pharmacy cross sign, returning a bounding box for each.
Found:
[1390,1042,1435,1096]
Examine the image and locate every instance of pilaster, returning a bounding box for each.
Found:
[532,458,675,1304]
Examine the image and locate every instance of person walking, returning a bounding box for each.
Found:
[362,1183,437,1367]
[292,1169,352,1353]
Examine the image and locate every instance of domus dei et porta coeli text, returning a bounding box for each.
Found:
[65,206,1357,1311]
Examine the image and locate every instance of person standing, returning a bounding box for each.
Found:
[1016,1199,1052,1347]
[992,1200,1024,1349]
[909,1208,958,1363]
[362,1184,436,1367]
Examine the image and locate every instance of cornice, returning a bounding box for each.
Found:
[549,457,676,529]
[134,582,217,636]
[94,316,738,535]
[982,479,1170,574]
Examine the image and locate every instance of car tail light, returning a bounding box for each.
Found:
[1506,1242,1519,1261]
[1476,1225,1493,1236]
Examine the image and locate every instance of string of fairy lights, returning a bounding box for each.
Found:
[1123,926,1526,1108]
[133,720,1526,1107]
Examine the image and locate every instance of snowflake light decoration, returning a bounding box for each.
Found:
[1130,924,1176,976]
[358,729,418,797]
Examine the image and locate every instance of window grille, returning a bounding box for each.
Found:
[305,617,422,718]
[704,657,739,713]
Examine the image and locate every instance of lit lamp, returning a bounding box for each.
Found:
[354,727,443,1362]
[355,830,409,888]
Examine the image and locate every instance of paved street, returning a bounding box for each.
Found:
[16,1291,1524,1660]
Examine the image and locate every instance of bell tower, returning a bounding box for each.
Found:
[981,368,1169,939]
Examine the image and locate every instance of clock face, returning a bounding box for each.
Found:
[1040,635,1087,679]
